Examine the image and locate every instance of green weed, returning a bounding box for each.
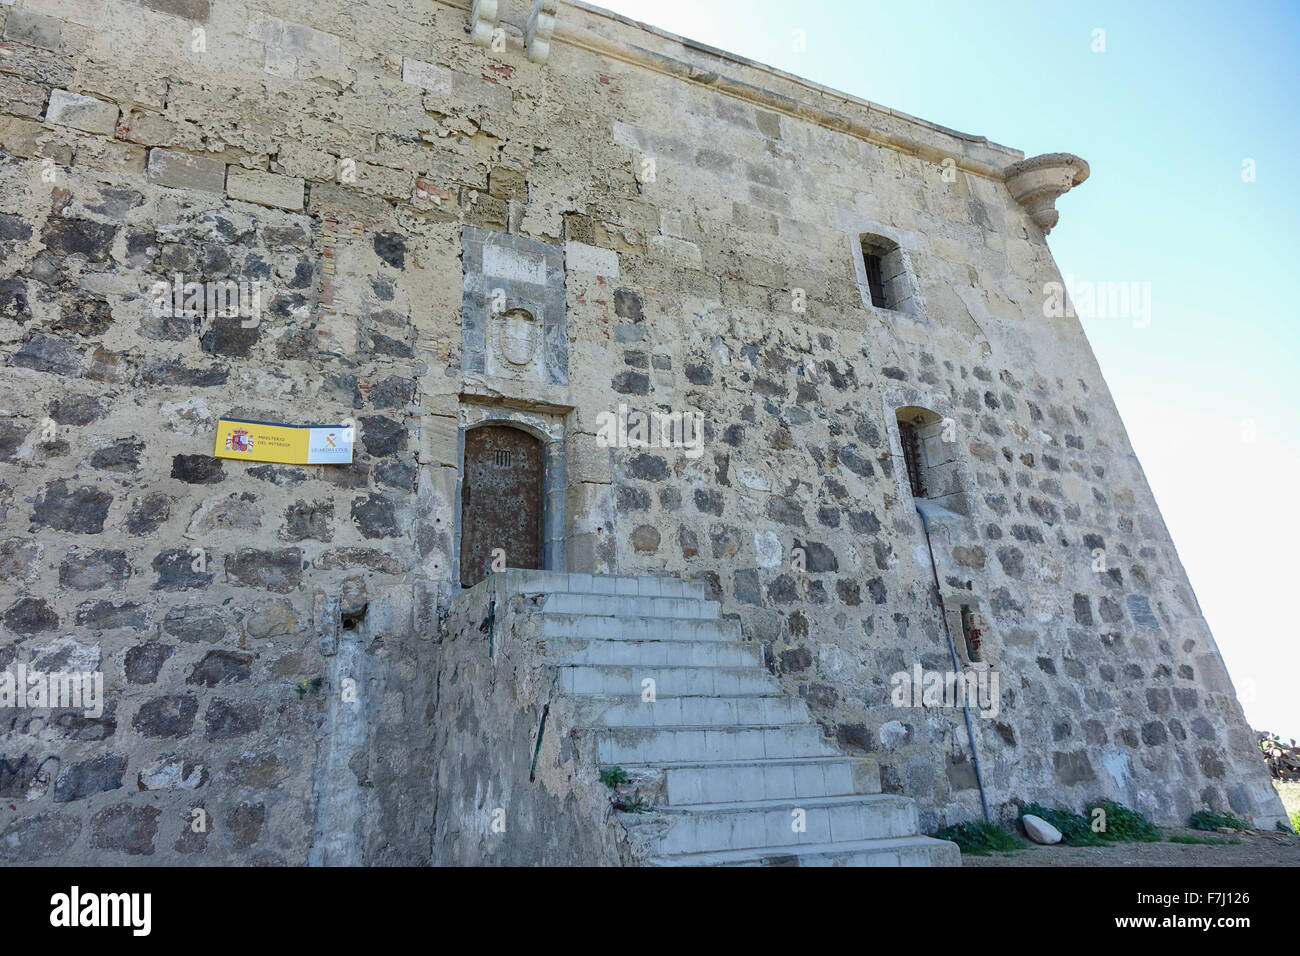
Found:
[1088,800,1161,843]
[932,820,1028,856]
[599,766,628,789]
[1188,809,1250,831]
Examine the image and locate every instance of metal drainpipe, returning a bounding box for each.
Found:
[917,505,992,823]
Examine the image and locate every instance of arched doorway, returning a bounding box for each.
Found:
[459,424,543,587]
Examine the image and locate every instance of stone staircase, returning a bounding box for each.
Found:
[519,570,960,866]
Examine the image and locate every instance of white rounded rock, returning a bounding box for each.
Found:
[1021,813,1063,845]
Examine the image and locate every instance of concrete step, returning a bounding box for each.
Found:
[651,835,962,867]
[543,591,719,620]
[594,724,835,765]
[648,794,920,855]
[541,613,742,643]
[480,571,951,866]
[494,570,707,600]
[590,695,811,729]
[661,756,881,805]
[561,665,780,697]
[546,638,762,668]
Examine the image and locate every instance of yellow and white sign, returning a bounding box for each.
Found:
[213,418,354,465]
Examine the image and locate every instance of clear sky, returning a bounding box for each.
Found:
[592,0,1300,740]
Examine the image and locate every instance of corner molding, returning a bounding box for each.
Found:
[526,0,558,64]
[1004,153,1090,234]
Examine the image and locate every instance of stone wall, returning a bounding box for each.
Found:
[432,573,637,865]
[0,0,1283,865]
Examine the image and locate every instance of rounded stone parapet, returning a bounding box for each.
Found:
[1004,152,1090,234]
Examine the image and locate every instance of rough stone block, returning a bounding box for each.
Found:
[138,0,210,20]
[45,89,119,135]
[565,240,619,277]
[256,16,340,66]
[3,8,64,51]
[277,20,340,60]
[121,110,182,147]
[353,162,413,200]
[306,181,391,225]
[419,414,458,467]
[488,166,527,202]
[146,148,225,192]
[227,166,304,210]
[402,58,451,94]
[567,434,613,484]
[649,235,703,269]
[272,141,335,180]
[0,76,48,118]
[23,0,106,26]
[75,137,146,177]
[450,70,513,113]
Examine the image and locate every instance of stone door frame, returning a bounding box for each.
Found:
[452,403,566,591]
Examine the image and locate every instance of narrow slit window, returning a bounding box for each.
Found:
[899,419,926,499]
[863,251,887,308]
[960,605,984,663]
[494,449,511,468]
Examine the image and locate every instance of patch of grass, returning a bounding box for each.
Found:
[1169,834,1240,846]
[932,820,1028,856]
[1088,800,1161,843]
[1188,809,1250,831]
[1019,802,1106,846]
[599,766,628,789]
[1289,812,1300,834]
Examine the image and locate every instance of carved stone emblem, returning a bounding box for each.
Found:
[496,308,538,368]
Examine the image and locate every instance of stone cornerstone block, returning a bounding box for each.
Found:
[146,148,226,193]
[419,415,458,467]
[227,166,305,211]
[45,90,119,136]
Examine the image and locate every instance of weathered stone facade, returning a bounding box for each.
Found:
[0,0,1283,864]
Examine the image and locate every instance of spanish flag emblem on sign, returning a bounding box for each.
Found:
[214,418,353,465]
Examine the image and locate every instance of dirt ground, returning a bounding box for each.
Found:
[965,781,1300,866]
[963,826,1300,867]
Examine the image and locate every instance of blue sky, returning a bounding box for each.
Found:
[595,0,1300,739]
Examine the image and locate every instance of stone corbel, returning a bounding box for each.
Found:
[470,0,498,47]
[526,0,558,64]
[1003,153,1090,234]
